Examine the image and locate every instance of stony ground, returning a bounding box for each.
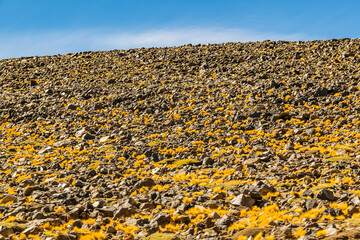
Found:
[1,39,360,240]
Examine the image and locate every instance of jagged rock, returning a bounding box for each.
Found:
[135,178,155,188]
[151,212,171,226]
[22,226,43,235]
[305,199,318,210]
[230,194,255,208]
[317,189,336,201]
[0,225,14,237]
[23,186,39,196]
[113,203,137,218]
[1,195,17,204]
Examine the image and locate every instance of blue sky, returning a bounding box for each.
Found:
[0,0,359,59]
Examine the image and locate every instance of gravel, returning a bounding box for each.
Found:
[1,38,360,239]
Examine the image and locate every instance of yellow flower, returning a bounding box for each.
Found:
[265,235,275,240]
[316,229,327,237]
[294,226,306,238]
[182,197,193,203]
[237,236,247,240]
[254,232,263,240]
[134,160,145,167]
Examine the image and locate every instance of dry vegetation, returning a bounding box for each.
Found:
[1,39,360,239]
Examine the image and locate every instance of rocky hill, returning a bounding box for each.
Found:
[1,38,360,239]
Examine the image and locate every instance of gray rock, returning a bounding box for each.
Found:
[73,180,85,187]
[209,212,221,219]
[284,142,294,150]
[22,226,43,235]
[56,233,71,240]
[136,231,148,238]
[1,194,17,204]
[106,225,117,234]
[32,212,47,220]
[230,194,255,208]
[348,205,359,215]
[215,214,233,226]
[326,224,337,236]
[75,128,90,138]
[71,219,83,229]
[126,218,138,226]
[99,206,116,217]
[179,215,190,224]
[67,104,77,110]
[305,199,318,210]
[24,186,39,196]
[31,218,62,227]
[94,102,104,110]
[113,202,137,218]
[83,133,95,140]
[92,200,105,208]
[67,207,84,220]
[151,212,171,226]
[19,179,35,188]
[99,135,110,143]
[324,207,343,217]
[53,139,76,148]
[145,222,159,235]
[139,202,155,210]
[316,189,335,201]
[212,192,226,200]
[202,157,214,166]
[204,200,220,209]
[135,178,155,188]
[302,190,314,197]
[0,225,14,237]
[351,196,360,206]
[38,146,53,154]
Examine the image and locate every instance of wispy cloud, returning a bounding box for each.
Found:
[0,28,311,59]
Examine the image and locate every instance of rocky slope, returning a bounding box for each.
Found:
[1,38,360,239]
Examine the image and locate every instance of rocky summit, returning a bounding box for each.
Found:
[1,39,360,239]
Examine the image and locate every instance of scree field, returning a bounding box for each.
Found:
[1,39,360,240]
